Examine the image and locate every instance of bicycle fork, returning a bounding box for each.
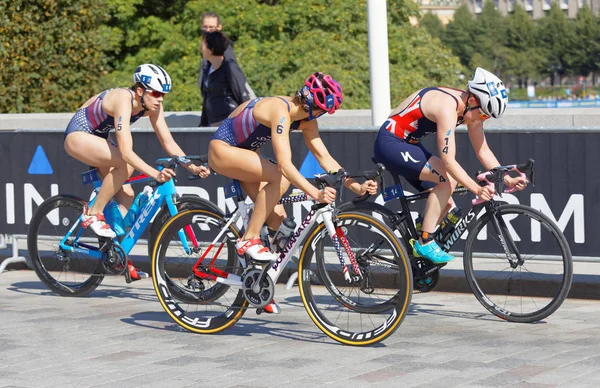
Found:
[489,211,524,268]
[322,212,363,282]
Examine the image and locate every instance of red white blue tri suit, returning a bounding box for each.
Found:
[212,97,301,151]
[373,87,460,191]
[64,88,146,140]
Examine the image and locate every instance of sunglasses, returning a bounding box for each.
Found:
[478,108,490,120]
[465,104,490,121]
[146,90,165,98]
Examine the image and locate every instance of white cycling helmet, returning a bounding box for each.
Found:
[467,67,508,118]
[133,64,172,93]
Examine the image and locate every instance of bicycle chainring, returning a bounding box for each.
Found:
[102,244,128,275]
[412,257,440,293]
[242,268,274,308]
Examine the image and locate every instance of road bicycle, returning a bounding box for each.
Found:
[339,158,573,323]
[27,156,218,297]
[151,169,413,346]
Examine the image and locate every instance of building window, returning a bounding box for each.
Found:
[526,0,533,11]
[475,0,483,13]
[543,0,551,10]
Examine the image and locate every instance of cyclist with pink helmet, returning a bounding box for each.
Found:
[209,72,377,270]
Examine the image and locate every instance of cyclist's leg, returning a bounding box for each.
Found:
[374,133,453,263]
[239,178,289,313]
[413,155,455,263]
[240,180,289,231]
[408,175,457,225]
[209,141,287,261]
[97,163,136,212]
[64,133,131,216]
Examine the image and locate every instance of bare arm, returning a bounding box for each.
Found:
[427,95,481,195]
[267,101,322,199]
[300,121,369,195]
[468,122,526,189]
[106,90,162,179]
[149,105,209,176]
[467,121,501,170]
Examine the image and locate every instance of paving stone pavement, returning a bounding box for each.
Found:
[1,270,600,388]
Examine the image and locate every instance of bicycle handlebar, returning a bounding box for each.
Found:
[351,163,386,203]
[472,158,535,205]
[154,155,210,183]
[311,164,386,209]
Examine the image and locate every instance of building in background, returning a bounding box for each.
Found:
[416,0,600,23]
[417,0,463,24]
[467,0,600,18]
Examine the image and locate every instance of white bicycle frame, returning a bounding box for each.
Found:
[197,190,360,289]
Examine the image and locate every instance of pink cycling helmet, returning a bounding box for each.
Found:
[304,72,343,114]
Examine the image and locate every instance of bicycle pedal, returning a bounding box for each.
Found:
[99,238,114,252]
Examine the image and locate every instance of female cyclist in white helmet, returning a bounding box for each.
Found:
[63,64,210,280]
[373,67,527,264]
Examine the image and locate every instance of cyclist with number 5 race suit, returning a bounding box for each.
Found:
[63,64,210,280]
[373,67,528,264]
[208,72,378,285]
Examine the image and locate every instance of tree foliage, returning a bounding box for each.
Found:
[1,0,110,113]
[7,0,599,113]
[3,0,462,113]
[440,0,600,89]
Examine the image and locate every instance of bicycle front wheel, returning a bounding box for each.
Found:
[27,195,104,296]
[152,208,247,334]
[463,204,573,323]
[298,212,412,346]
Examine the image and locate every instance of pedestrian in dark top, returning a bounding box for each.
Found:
[199,31,250,127]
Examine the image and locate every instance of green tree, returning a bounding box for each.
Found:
[102,0,458,111]
[570,5,600,84]
[442,6,477,68]
[536,3,577,85]
[504,4,541,88]
[470,0,507,75]
[0,0,110,113]
[419,12,444,41]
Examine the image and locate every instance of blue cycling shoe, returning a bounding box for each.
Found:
[411,240,455,264]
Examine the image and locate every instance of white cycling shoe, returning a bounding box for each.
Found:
[81,212,116,239]
[236,238,277,262]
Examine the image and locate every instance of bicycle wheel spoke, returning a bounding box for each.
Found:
[152,209,247,334]
[299,212,412,345]
[28,196,105,297]
[464,204,572,323]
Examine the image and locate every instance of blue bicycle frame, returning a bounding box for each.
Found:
[58,158,189,259]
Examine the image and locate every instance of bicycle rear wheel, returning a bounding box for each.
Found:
[152,208,247,333]
[298,212,412,346]
[463,203,573,323]
[27,195,104,297]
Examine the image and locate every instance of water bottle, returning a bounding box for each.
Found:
[259,225,271,251]
[123,186,152,229]
[414,214,423,234]
[439,207,462,240]
[105,200,125,236]
[271,217,297,253]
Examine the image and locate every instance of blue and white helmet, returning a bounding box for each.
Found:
[467,67,508,118]
[133,64,172,93]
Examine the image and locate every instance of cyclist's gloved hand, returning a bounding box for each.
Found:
[476,185,495,202]
[191,164,210,179]
[316,187,336,204]
[504,175,527,192]
[360,179,378,196]
[155,168,176,183]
